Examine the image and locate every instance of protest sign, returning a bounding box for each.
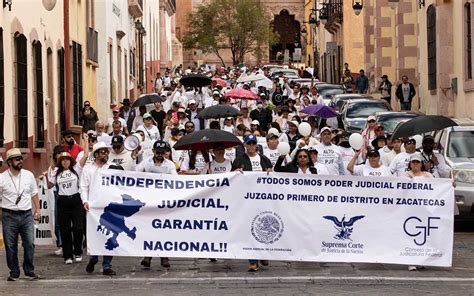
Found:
[35,179,56,245]
[87,170,454,267]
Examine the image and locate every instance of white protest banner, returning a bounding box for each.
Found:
[35,179,56,245]
[87,170,454,267]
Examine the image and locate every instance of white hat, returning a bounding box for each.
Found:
[189,99,196,105]
[6,148,22,161]
[212,90,221,96]
[410,153,423,162]
[267,128,280,137]
[288,120,299,128]
[319,126,332,134]
[92,141,110,155]
[251,120,260,125]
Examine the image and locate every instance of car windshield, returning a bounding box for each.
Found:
[378,116,416,133]
[346,102,390,118]
[447,131,474,158]
[319,88,345,98]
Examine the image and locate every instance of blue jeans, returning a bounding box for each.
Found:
[400,102,411,111]
[2,209,35,278]
[89,256,113,270]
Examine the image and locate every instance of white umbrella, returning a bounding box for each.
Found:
[237,73,267,83]
[255,77,274,89]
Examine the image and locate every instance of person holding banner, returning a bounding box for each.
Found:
[274,149,317,174]
[231,134,272,271]
[389,137,417,176]
[1,148,40,281]
[347,150,392,177]
[209,144,232,174]
[80,142,116,276]
[136,140,177,269]
[50,152,84,265]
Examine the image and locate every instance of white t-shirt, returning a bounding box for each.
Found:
[314,143,344,175]
[224,148,236,162]
[109,149,136,171]
[314,163,330,175]
[0,169,39,211]
[209,159,232,174]
[51,170,80,196]
[353,164,392,177]
[263,148,281,167]
[222,125,235,134]
[136,158,177,175]
[180,152,210,175]
[402,83,410,102]
[249,154,262,172]
[389,152,415,177]
[137,124,161,142]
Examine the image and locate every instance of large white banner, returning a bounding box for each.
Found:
[87,170,454,267]
[35,179,56,245]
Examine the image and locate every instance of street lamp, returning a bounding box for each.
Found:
[319,3,329,25]
[352,0,363,16]
[309,9,319,29]
[300,25,308,39]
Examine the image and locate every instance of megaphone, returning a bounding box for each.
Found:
[124,133,142,151]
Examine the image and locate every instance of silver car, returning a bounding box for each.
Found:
[434,123,474,215]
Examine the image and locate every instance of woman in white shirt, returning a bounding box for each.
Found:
[222,117,235,134]
[347,150,392,177]
[49,152,84,265]
[209,145,232,174]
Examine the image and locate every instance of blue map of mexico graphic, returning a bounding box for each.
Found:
[97,194,146,251]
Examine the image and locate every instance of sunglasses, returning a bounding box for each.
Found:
[99,150,109,154]
[112,145,122,149]
[84,104,90,107]
[88,138,97,143]
[406,141,416,145]
[298,155,308,159]
[185,126,193,129]
[14,156,23,161]
[144,118,152,120]
[368,120,376,123]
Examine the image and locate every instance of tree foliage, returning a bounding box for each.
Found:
[183,0,277,66]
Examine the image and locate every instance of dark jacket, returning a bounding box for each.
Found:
[231,153,272,172]
[79,107,99,132]
[249,108,273,131]
[395,82,416,103]
[235,144,264,159]
[355,75,369,94]
[185,108,205,130]
[119,107,136,132]
[274,156,317,174]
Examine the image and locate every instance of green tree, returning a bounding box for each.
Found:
[183,0,277,66]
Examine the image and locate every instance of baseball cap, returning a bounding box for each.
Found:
[320,126,332,134]
[111,135,124,145]
[153,140,171,151]
[244,134,258,144]
[189,99,196,105]
[367,115,376,122]
[422,135,435,144]
[112,106,120,113]
[406,137,416,144]
[366,150,380,158]
[410,153,423,162]
[288,120,299,128]
[143,113,152,119]
[212,90,221,96]
[251,120,260,126]
[266,133,279,140]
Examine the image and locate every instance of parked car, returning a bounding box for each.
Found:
[329,94,371,113]
[361,111,423,136]
[270,69,299,79]
[315,84,346,105]
[340,98,392,132]
[433,122,474,216]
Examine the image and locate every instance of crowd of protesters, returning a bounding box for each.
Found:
[0,64,452,281]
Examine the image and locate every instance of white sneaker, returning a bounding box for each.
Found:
[74,256,82,263]
[54,248,63,256]
[65,259,73,264]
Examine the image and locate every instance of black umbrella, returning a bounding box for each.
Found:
[179,74,212,87]
[131,93,165,108]
[392,115,457,139]
[173,129,243,151]
[197,105,241,119]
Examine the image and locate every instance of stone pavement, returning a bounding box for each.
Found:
[0,234,473,295]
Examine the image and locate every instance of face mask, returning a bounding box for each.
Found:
[257,104,263,109]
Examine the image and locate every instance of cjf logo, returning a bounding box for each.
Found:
[323,215,365,241]
[403,216,440,246]
[251,211,284,244]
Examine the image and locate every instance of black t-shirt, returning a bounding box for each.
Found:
[150,109,166,136]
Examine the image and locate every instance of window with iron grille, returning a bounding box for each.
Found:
[0,28,4,147]
[72,42,83,125]
[427,5,437,91]
[58,48,66,133]
[15,34,28,148]
[130,49,135,77]
[33,41,45,148]
[466,3,472,80]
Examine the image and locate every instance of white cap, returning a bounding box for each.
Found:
[189,99,196,105]
[267,128,280,137]
[288,120,299,128]
[251,120,260,125]
[320,126,332,134]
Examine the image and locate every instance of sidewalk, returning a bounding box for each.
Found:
[0,233,473,283]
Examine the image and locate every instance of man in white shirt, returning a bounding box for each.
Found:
[420,135,450,178]
[136,140,176,269]
[313,127,345,175]
[80,142,115,276]
[109,135,137,171]
[389,137,417,176]
[1,148,40,281]
[347,150,392,177]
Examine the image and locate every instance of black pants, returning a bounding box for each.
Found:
[57,193,84,260]
[382,96,391,106]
